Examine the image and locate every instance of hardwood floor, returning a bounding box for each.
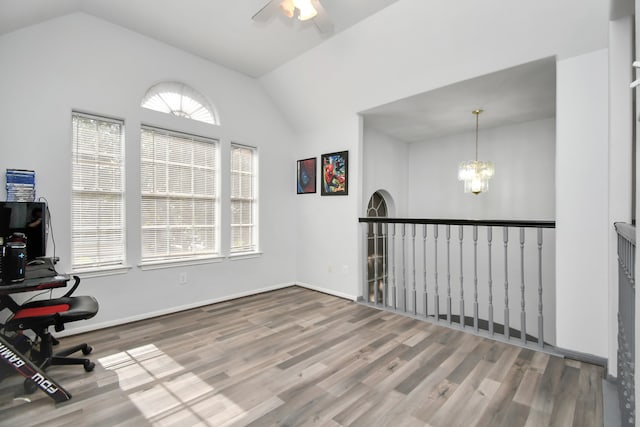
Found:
[0,286,603,426]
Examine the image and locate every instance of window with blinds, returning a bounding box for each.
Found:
[230,144,257,253]
[71,112,126,270]
[140,126,218,262]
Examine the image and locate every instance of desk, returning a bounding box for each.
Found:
[0,275,68,295]
[0,274,72,403]
[0,274,69,313]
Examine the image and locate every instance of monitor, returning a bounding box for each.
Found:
[0,201,47,260]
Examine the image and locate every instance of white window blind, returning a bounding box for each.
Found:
[71,112,126,270]
[230,144,257,253]
[140,126,218,262]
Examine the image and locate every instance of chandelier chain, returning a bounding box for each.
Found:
[475,112,478,161]
[473,109,482,161]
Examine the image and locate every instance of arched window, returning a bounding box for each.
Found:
[141,81,219,125]
[367,191,388,218]
[367,191,388,304]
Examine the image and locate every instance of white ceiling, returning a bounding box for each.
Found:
[361,57,557,143]
[0,1,557,141]
[0,0,399,77]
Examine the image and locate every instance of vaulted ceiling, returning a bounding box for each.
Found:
[1,1,604,141]
[0,0,399,77]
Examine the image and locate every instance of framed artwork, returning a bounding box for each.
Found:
[297,157,317,194]
[321,151,348,196]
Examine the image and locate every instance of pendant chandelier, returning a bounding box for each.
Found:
[458,109,495,195]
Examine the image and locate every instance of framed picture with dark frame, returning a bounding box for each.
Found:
[321,151,348,196]
[297,157,317,194]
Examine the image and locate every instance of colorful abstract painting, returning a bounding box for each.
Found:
[297,157,316,194]
[321,151,348,196]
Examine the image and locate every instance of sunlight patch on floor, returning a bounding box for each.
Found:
[98,344,246,425]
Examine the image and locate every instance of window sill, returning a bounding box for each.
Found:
[139,256,224,271]
[72,265,132,278]
[227,251,263,261]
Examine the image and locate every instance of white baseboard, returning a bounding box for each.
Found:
[294,282,358,301]
[59,281,296,337]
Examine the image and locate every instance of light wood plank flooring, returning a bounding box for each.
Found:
[0,286,603,426]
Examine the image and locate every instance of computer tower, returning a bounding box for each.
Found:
[2,241,27,284]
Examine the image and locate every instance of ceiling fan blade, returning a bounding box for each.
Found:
[309,0,334,33]
[252,0,279,22]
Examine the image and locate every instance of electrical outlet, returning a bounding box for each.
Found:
[179,272,188,285]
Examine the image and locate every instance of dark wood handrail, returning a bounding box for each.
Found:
[359,218,556,229]
[615,222,636,245]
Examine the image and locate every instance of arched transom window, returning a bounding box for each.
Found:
[141,81,219,125]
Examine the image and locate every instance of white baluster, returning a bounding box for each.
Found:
[459,225,465,328]
[423,224,428,317]
[537,228,544,348]
[446,224,452,324]
[520,227,526,344]
[473,225,479,332]
[434,224,440,321]
[503,227,510,340]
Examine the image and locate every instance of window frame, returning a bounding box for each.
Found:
[230,143,259,255]
[139,124,221,267]
[71,111,127,273]
[141,81,219,126]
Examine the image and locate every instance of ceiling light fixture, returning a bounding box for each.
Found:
[279,0,295,17]
[279,0,317,21]
[294,0,318,20]
[458,109,495,195]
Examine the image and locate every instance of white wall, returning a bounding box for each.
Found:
[0,13,298,331]
[407,118,556,220]
[293,119,361,299]
[262,0,610,357]
[262,0,608,133]
[362,127,409,217]
[556,49,609,357]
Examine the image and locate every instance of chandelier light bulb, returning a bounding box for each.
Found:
[471,178,482,194]
[294,0,318,21]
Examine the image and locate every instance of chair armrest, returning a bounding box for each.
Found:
[62,276,81,298]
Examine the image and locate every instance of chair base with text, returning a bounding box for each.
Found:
[4,282,99,393]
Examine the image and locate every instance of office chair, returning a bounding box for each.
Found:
[3,276,99,392]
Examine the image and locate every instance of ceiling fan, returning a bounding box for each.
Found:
[252,0,334,33]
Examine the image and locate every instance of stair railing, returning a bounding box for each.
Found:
[615,222,635,426]
[361,218,556,348]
